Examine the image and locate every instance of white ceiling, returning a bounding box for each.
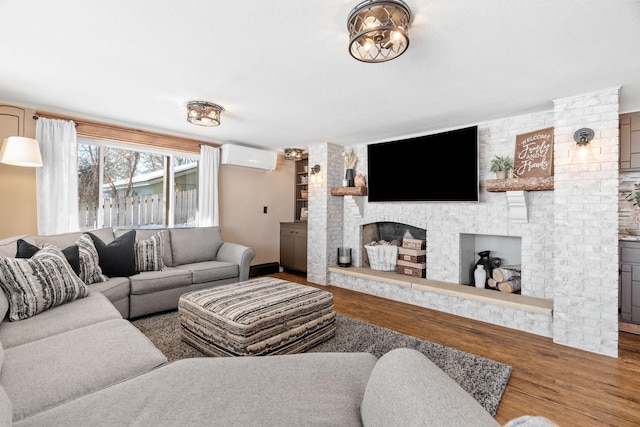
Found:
[1,0,640,154]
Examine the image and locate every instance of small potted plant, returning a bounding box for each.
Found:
[490,155,513,179]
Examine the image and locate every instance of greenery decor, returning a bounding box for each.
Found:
[490,155,513,172]
[625,183,640,207]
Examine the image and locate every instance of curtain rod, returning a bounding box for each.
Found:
[33,114,79,127]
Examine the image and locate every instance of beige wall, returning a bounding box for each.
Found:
[0,104,38,239]
[0,101,295,265]
[219,157,295,265]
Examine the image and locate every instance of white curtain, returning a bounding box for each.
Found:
[35,118,79,234]
[197,145,220,227]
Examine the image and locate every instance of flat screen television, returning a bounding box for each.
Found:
[367,125,479,202]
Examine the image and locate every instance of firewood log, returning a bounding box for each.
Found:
[492,265,521,282]
[498,278,521,293]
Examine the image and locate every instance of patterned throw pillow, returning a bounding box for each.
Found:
[0,245,90,321]
[135,231,167,272]
[75,234,108,285]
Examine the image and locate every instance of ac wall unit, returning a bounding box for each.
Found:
[220,144,278,171]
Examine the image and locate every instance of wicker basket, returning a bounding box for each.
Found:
[301,189,309,199]
[364,245,398,271]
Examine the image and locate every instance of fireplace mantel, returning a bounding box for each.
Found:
[328,266,552,316]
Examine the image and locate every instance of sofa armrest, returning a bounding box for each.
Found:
[216,242,256,281]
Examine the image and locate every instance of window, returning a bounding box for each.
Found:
[77,137,199,230]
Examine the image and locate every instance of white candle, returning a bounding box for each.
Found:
[339,256,350,264]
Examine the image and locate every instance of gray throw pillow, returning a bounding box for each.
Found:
[0,245,90,321]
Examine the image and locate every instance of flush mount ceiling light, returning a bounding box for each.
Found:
[284,148,304,160]
[347,0,411,63]
[186,101,222,126]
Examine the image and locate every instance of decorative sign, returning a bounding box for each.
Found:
[513,127,554,178]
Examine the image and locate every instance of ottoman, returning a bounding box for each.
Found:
[178,277,336,356]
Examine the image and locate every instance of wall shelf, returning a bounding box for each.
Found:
[330,187,368,196]
[485,176,554,192]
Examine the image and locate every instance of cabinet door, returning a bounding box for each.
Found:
[293,227,307,272]
[280,226,295,270]
[621,264,632,321]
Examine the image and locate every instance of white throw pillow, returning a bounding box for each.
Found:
[0,245,90,321]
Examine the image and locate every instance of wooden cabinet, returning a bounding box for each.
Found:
[619,240,640,323]
[294,154,309,221]
[620,112,640,171]
[280,222,307,272]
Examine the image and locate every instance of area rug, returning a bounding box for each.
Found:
[132,311,511,415]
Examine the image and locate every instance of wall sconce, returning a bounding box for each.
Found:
[309,164,321,174]
[572,128,595,163]
[0,137,43,167]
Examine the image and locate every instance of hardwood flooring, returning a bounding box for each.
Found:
[272,272,640,426]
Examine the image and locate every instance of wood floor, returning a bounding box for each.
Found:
[272,272,640,427]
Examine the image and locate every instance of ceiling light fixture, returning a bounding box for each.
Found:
[284,148,304,160]
[347,0,411,63]
[186,101,222,126]
[0,137,43,167]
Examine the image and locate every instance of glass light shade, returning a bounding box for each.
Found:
[284,148,303,160]
[348,0,411,63]
[186,101,222,126]
[0,137,43,167]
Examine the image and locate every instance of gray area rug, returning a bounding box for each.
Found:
[132,311,511,415]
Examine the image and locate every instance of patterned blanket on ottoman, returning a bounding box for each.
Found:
[178,277,336,356]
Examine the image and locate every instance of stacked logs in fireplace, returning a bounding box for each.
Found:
[488,265,521,293]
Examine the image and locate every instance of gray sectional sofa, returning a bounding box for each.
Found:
[0,226,256,319]
[0,226,555,426]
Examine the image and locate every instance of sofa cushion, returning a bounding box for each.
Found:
[180,260,238,284]
[0,292,122,349]
[169,226,224,266]
[361,348,499,427]
[87,277,131,304]
[75,234,108,285]
[134,230,167,272]
[129,268,192,295]
[15,238,81,276]
[2,318,167,421]
[0,245,91,321]
[32,227,114,248]
[88,230,137,277]
[14,352,377,427]
[0,386,12,427]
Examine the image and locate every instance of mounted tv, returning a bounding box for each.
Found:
[367,125,479,202]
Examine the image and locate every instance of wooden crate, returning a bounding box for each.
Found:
[396,265,426,278]
[397,259,426,269]
[398,247,426,263]
[402,238,426,250]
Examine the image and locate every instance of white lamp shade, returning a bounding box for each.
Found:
[0,137,43,167]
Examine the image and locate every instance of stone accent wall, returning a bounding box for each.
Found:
[552,87,620,357]
[308,87,621,357]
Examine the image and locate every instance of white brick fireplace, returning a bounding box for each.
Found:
[307,87,620,357]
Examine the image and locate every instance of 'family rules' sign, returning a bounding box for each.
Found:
[513,127,554,178]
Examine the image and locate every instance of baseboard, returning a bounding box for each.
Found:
[249,262,280,277]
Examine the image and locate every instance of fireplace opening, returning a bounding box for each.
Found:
[361,222,426,269]
[460,233,522,292]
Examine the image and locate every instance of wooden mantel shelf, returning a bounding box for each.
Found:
[485,176,554,192]
[331,187,368,196]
